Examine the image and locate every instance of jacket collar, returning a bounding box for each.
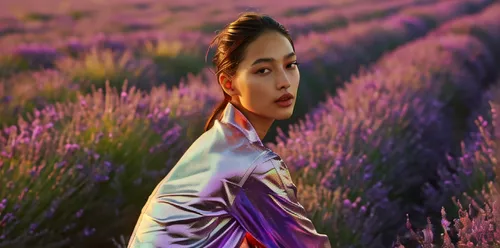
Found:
[219,102,265,148]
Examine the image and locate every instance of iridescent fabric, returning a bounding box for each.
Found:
[128,102,331,248]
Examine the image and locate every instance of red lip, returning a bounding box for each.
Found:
[275,93,294,102]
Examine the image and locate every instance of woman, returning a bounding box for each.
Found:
[128,12,331,248]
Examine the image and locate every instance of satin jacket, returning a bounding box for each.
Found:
[128,102,331,248]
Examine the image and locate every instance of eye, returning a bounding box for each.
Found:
[256,68,270,74]
[287,61,300,69]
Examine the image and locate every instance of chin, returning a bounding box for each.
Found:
[273,108,294,120]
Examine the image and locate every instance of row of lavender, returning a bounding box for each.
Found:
[269,3,500,247]
[0,0,445,129]
[0,0,439,51]
[269,0,439,37]
[0,0,452,85]
[398,74,500,247]
[0,35,211,127]
[266,0,495,143]
[0,0,439,48]
[0,77,223,247]
[0,0,492,139]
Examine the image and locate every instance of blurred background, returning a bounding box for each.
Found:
[1,0,500,247]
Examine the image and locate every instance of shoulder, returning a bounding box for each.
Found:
[189,121,272,179]
[154,121,275,201]
[239,156,298,202]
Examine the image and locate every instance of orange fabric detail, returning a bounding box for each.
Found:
[244,232,266,248]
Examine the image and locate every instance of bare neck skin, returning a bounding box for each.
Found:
[232,102,274,141]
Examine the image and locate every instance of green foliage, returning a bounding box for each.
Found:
[56,49,155,92]
[22,12,54,22]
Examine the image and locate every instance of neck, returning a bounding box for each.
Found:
[233,104,274,141]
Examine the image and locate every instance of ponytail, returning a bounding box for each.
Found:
[203,94,231,132]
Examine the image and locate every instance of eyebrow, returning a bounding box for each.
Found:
[251,52,296,66]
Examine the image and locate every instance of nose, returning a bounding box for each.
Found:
[276,69,291,90]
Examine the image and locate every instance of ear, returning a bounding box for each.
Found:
[219,73,238,96]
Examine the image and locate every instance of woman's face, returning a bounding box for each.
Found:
[220,30,300,122]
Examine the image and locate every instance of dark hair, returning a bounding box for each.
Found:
[203,12,296,132]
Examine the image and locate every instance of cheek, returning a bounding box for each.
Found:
[247,82,270,102]
[288,71,300,91]
[240,77,271,104]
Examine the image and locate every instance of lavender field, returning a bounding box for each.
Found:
[1,0,500,247]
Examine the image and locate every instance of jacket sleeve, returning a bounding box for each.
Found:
[229,159,332,248]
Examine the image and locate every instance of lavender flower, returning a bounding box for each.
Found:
[0,18,23,36]
[268,6,499,246]
[0,70,78,126]
[0,44,61,77]
[429,2,500,77]
[269,0,493,141]
[0,68,222,246]
[10,44,61,70]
